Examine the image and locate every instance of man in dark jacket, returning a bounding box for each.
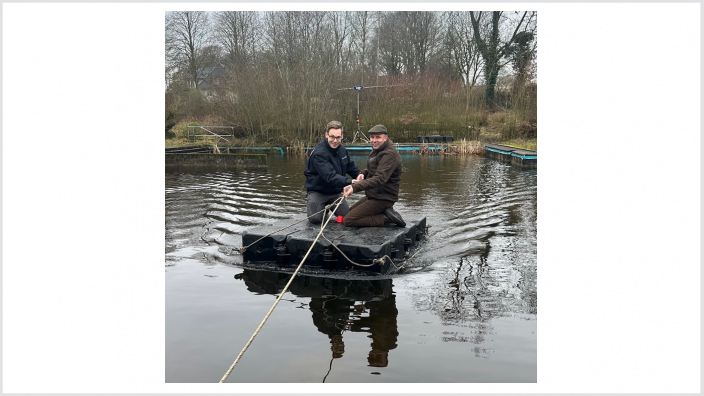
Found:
[304,120,363,224]
[342,124,406,227]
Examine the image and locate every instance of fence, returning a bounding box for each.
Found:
[186,126,234,143]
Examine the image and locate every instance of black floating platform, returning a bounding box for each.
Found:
[241,214,427,274]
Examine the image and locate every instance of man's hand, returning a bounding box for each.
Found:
[343,185,354,197]
[356,174,364,181]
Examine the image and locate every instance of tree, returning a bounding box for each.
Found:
[375,12,403,77]
[214,11,260,70]
[402,11,441,74]
[352,11,372,83]
[507,31,536,94]
[262,11,336,141]
[445,12,484,126]
[469,11,536,107]
[165,11,213,90]
[329,11,353,75]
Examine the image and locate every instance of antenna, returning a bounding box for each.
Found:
[337,84,405,144]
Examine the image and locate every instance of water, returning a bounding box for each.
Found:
[165,154,537,383]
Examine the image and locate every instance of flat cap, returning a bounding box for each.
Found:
[368,124,387,134]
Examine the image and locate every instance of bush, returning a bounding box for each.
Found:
[489,112,507,124]
[518,121,537,139]
[468,111,488,128]
[500,121,517,140]
[171,121,200,140]
[165,109,178,138]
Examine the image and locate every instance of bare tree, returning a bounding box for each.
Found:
[403,11,442,74]
[165,11,212,89]
[376,12,404,77]
[328,12,353,75]
[214,11,260,70]
[262,11,337,141]
[469,11,537,106]
[351,11,373,84]
[445,12,484,125]
[375,12,442,76]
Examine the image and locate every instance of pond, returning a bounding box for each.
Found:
[165,153,537,383]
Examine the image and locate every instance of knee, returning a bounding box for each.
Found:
[334,205,350,217]
[308,213,323,224]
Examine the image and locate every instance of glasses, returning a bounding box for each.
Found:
[328,135,342,141]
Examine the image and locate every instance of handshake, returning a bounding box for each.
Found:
[343,174,364,197]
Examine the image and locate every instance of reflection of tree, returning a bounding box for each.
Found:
[234,270,398,372]
[438,252,535,326]
[409,235,536,358]
[413,158,537,324]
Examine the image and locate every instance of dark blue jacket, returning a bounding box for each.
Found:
[304,139,360,194]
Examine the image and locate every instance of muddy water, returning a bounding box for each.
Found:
[165,153,537,383]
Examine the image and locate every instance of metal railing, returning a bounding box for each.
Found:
[186,126,234,143]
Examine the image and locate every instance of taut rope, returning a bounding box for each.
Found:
[230,204,336,255]
[219,197,346,383]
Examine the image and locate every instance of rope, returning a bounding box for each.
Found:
[319,221,429,270]
[219,196,346,383]
[387,226,430,271]
[234,199,429,270]
[387,247,423,272]
[319,232,389,268]
[230,203,338,255]
[230,195,387,269]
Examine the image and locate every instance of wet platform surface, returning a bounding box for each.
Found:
[241,213,427,274]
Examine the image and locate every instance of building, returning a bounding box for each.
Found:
[196,64,228,90]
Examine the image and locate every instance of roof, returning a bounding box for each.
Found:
[196,65,228,89]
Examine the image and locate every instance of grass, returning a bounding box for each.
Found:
[497,139,537,151]
[165,138,199,147]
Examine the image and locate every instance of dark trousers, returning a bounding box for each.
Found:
[343,198,394,227]
[306,191,351,224]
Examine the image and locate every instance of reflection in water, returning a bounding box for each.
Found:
[166,155,537,382]
[399,157,537,359]
[234,269,398,375]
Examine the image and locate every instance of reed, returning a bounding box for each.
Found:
[286,140,307,156]
[414,143,430,155]
[413,140,483,156]
[445,139,483,155]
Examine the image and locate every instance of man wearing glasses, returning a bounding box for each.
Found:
[304,121,363,224]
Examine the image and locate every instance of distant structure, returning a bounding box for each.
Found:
[196,64,228,90]
[337,84,405,143]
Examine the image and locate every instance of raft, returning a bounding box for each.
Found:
[241,213,427,274]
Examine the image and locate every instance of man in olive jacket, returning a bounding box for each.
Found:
[304,121,363,224]
[342,124,406,227]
